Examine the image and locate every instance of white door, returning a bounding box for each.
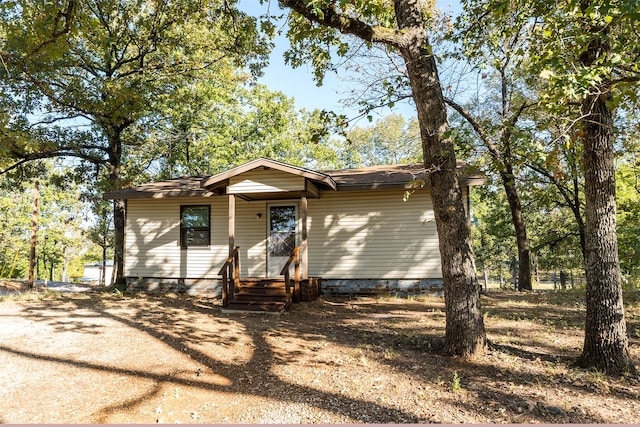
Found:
[267,204,298,277]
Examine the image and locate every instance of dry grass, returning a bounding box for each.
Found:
[0,287,638,423]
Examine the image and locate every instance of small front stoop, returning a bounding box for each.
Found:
[222,278,288,314]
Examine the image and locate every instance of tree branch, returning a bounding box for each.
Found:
[526,162,577,210]
[21,0,77,63]
[531,231,581,252]
[279,0,403,47]
[0,151,108,175]
[444,97,502,160]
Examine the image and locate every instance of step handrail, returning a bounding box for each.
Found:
[280,246,300,306]
[218,246,240,307]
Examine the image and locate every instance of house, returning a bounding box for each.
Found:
[103,158,483,311]
[83,261,114,285]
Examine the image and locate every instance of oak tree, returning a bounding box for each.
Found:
[533,0,638,375]
[0,0,269,283]
[279,0,486,356]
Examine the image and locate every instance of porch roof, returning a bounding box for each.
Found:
[201,158,337,193]
[103,158,484,199]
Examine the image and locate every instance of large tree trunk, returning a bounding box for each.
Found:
[499,167,531,290]
[280,0,486,357]
[394,1,485,357]
[576,33,634,374]
[106,129,126,286]
[577,92,634,374]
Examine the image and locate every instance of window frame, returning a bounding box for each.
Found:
[180,205,211,249]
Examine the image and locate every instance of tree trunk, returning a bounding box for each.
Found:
[569,155,587,258]
[101,236,107,287]
[499,168,532,290]
[574,29,633,373]
[576,90,634,374]
[112,198,125,285]
[280,0,486,357]
[106,128,126,286]
[394,1,485,357]
[28,178,39,289]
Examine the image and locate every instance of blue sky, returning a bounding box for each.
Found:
[238,1,462,124]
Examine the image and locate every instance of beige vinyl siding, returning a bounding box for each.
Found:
[125,188,446,280]
[307,188,442,279]
[228,169,305,194]
[124,197,228,278]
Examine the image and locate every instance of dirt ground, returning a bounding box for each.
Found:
[0,281,639,424]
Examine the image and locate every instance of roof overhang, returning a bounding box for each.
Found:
[102,159,485,201]
[103,177,214,200]
[322,161,486,191]
[201,158,337,193]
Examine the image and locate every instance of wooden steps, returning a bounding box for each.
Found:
[222,300,287,313]
[223,278,289,313]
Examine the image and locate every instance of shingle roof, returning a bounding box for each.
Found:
[322,161,483,190]
[103,176,213,199]
[103,159,484,199]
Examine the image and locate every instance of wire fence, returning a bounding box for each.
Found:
[477,270,586,291]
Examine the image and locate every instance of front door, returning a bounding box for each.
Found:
[267,204,298,277]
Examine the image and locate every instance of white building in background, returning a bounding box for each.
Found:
[83,261,114,286]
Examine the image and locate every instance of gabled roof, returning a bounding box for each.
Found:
[103,158,484,200]
[201,158,337,191]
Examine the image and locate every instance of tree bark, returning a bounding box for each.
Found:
[28,178,39,289]
[393,1,485,356]
[576,31,634,374]
[576,91,634,374]
[106,127,126,286]
[280,0,486,357]
[112,199,125,284]
[499,167,531,290]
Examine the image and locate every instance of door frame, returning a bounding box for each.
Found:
[266,202,299,277]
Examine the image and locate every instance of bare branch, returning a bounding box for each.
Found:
[531,231,581,252]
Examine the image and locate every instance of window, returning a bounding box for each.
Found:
[180,205,210,248]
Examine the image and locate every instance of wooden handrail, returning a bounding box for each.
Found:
[280,246,301,306]
[218,246,239,307]
[218,246,239,275]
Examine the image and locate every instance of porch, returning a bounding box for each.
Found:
[202,159,335,312]
[218,246,321,313]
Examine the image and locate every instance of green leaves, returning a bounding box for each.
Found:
[0,0,273,178]
[0,161,88,280]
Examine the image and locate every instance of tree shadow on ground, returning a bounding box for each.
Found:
[2,291,638,423]
[4,293,433,423]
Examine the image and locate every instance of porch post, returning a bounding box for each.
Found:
[300,194,308,279]
[228,194,235,254]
